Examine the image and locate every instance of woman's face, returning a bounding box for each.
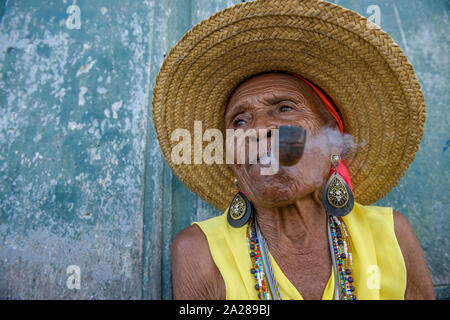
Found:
[224,72,340,208]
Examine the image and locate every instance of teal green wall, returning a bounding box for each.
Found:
[0,0,448,299]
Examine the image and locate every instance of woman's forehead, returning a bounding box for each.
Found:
[226,73,314,110]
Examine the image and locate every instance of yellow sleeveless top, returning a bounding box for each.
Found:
[193,202,406,300]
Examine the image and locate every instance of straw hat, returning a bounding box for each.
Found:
[152,0,426,211]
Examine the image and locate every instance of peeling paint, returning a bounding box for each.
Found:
[76,59,96,77]
[111,100,122,120]
[78,86,88,105]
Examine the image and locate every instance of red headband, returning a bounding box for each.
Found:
[287,72,352,190]
[286,72,344,133]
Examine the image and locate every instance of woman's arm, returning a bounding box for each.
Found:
[171,224,226,299]
[393,210,435,300]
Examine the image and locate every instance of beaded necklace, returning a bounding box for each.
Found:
[246,214,356,300]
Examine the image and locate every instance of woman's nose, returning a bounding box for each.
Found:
[249,124,277,143]
[250,116,278,141]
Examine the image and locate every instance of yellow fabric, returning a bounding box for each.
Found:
[192,202,407,300]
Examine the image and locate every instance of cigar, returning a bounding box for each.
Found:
[278,125,307,166]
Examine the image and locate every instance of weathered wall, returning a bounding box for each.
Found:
[0,0,448,299]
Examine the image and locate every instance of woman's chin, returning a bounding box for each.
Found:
[238,161,326,208]
[244,173,300,207]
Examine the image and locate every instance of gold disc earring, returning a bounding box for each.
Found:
[227,178,253,228]
[322,154,354,217]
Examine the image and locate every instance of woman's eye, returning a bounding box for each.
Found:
[280,105,293,112]
[234,119,245,127]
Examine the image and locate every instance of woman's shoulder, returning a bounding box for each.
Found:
[353,202,435,299]
[351,202,415,240]
[392,209,435,299]
[353,201,393,217]
[192,211,228,237]
[346,202,395,232]
[171,223,226,299]
[352,202,416,237]
[172,209,231,266]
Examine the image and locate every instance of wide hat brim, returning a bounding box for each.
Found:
[152,0,426,211]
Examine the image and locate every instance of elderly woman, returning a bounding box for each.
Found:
[152,0,434,300]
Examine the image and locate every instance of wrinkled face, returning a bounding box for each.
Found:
[224,72,341,208]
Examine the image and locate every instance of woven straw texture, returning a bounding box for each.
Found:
[152,0,426,211]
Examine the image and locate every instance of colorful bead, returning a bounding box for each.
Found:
[328,216,356,300]
[247,218,274,300]
[247,215,356,300]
